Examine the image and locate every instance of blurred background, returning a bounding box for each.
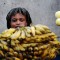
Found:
[0,0,60,40]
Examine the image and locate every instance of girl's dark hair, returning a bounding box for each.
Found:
[6,7,32,29]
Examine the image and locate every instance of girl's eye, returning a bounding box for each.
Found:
[11,19,17,22]
[20,18,25,22]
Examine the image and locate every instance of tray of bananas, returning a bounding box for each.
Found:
[0,24,60,60]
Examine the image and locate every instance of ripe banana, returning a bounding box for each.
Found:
[11,30,21,40]
[1,28,15,38]
[30,26,35,36]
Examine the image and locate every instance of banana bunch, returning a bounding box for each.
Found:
[0,24,60,60]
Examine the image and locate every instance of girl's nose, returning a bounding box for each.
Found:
[16,20,20,25]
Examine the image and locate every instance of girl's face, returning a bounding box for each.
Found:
[10,13,27,28]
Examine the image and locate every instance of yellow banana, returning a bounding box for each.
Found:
[14,44,25,51]
[39,44,50,50]
[11,30,21,40]
[11,40,15,46]
[35,29,42,35]
[1,28,15,38]
[41,48,49,58]
[3,45,8,51]
[0,50,4,56]
[41,25,50,30]
[25,27,31,33]
[35,24,46,34]
[25,31,31,37]
[20,30,26,39]
[30,26,35,36]
[14,57,20,60]
[49,48,57,59]
[25,37,31,42]
[49,40,60,45]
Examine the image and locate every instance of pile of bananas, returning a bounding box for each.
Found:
[0,24,60,60]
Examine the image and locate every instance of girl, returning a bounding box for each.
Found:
[6,7,32,29]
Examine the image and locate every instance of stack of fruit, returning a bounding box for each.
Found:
[55,11,60,26]
[0,24,60,60]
